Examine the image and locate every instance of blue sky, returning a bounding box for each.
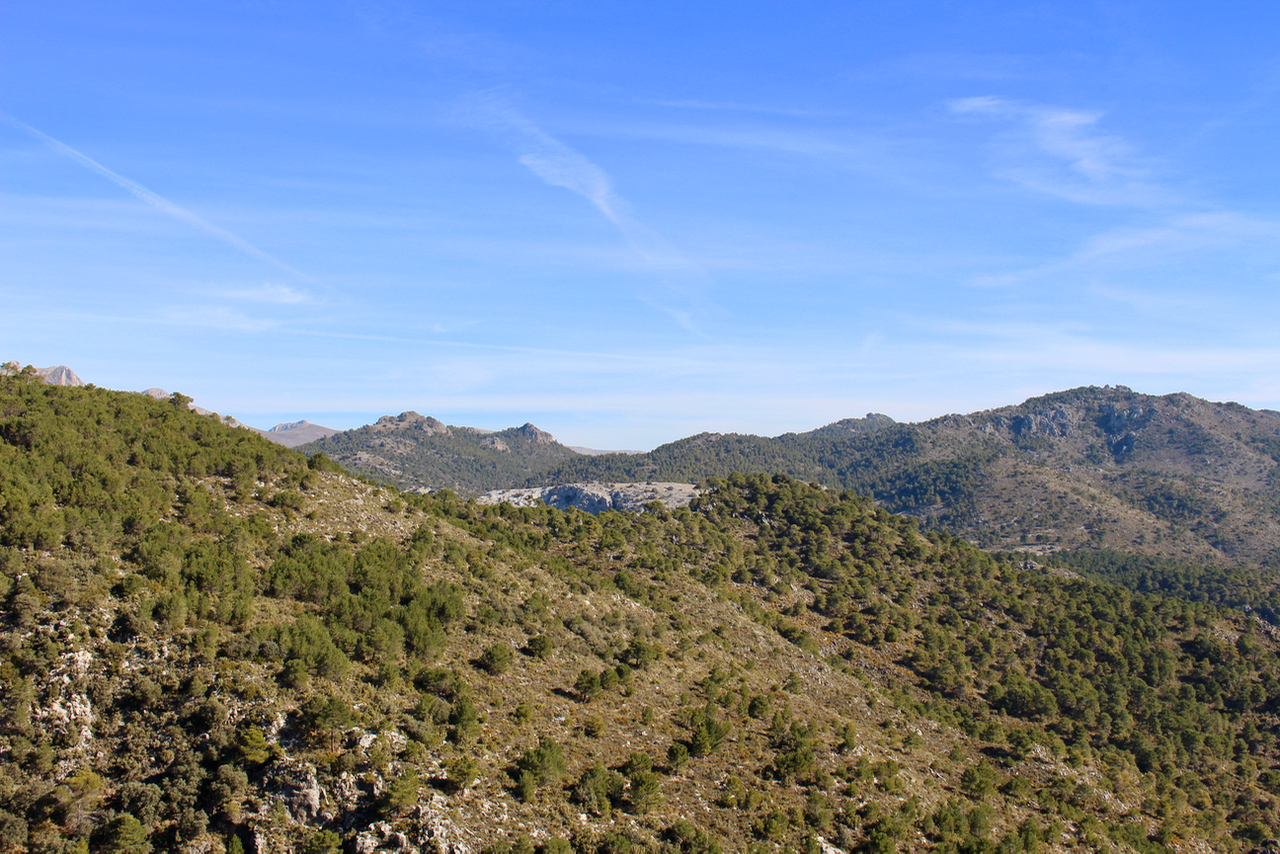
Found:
[4,2,1280,449]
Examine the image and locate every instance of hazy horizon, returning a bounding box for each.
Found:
[20,360,1256,454]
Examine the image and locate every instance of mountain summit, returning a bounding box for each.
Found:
[34,365,84,386]
[258,420,340,448]
[297,414,580,494]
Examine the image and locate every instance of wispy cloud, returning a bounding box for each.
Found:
[1075,211,1280,260]
[918,315,1280,377]
[517,139,621,224]
[946,97,1280,308]
[157,306,282,333]
[459,92,629,225]
[970,210,1280,290]
[459,92,716,333]
[637,98,840,118]
[3,114,317,283]
[948,96,1169,206]
[219,282,315,304]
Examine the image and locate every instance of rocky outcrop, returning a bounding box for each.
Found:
[265,759,324,823]
[810,412,896,437]
[513,423,556,445]
[1008,409,1074,438]
[478,482,697,514]
[1095,402,1156,457]
[36,365,84,386]
[374,412,451,435]
[352,795,477,853]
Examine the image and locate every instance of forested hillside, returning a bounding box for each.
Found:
[298,388,1280,572]
[5,366,1280,852]
[530,388,1280,568]
[297,412,580,495]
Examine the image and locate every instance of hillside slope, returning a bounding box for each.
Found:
[5,369,1280,852]
[295,388,1280,569]
[529,387,1280,568]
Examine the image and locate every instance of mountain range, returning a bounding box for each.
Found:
[297,411,581,495]
[297,386,1280,574]
[15,366,1280,573]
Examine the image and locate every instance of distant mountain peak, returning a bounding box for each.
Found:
[268,420,316,433]
[2,362,86,386]
[375,411,450,435]
[294,414,579,494]
[804,413,897,439]
[514,422,556,444]
[567,445,643,456]
[35,365,85,386]
[254,419,340,448]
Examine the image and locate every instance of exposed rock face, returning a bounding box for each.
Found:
[374,412,451,435]
[973,389,1164,461]
[478,482,697,514]
[514,423,556,444]
[36,365,85,386]
[265,759,324,823]
[270,420,314,433]
[352,796,477,853]
[1006,409,1073,438]
[1094,402,1156,457]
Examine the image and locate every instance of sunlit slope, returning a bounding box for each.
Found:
[3,370,1280,850]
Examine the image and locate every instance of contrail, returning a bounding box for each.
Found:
[3,114,315,282]
[461,93,715,334]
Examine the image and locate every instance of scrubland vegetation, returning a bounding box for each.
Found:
[4,365,1280,852]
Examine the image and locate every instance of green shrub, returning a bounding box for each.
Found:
[517,736,567,793]
[583,713,607,738]
[572,761,623,817]
[527,634,554,659]
[478,643,514,675]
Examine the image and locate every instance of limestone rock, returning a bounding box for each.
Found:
[478,482,697,514]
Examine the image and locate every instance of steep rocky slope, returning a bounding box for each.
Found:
[865,387,1280,564]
